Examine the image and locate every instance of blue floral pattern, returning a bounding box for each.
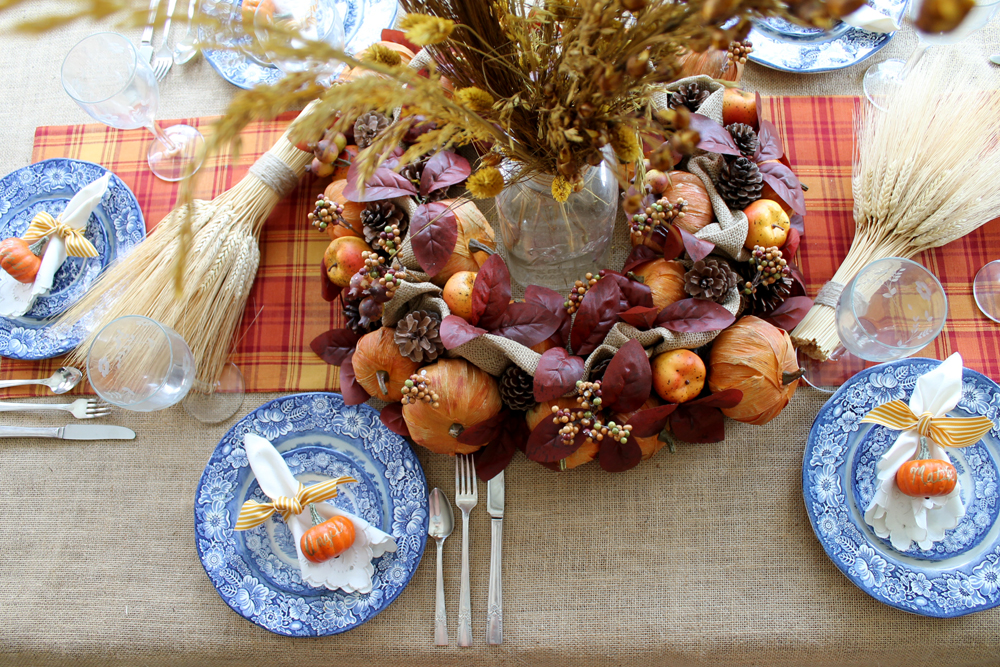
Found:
[0,159,144,360]
[194,393,428,636]
[805,358,1000,617]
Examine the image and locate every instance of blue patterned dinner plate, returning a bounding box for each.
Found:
[748,0,907,73]
[200,0,400,90]
[804,358,1000,617]
[0,159,144,360]
[194,393,429,636]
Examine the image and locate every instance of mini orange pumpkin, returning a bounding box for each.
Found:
[429,199,496,286]
[351,328,421,402]
[300,513,356,563]
[325,180,366,236]
[631,258,687,310]
[525,398,599,469]
[676,47,743,83]
[0,238,41,284]
[613,397,667,460]
[896,438,958,497]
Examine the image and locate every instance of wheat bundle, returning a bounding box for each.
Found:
[791,51,1000,361]
[59,127,311,387]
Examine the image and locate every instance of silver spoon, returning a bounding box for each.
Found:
[172,0,200,65]
[990,54,1000,66]
[428,487,454,646]
[0,367,83,394]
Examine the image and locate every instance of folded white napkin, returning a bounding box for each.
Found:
[243,433,397,593]
[842,5,900,33]
[864,353,966,552]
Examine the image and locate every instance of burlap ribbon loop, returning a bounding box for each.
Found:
[860,400,993,449]
[234,476,356,531]
[22,211,99,258]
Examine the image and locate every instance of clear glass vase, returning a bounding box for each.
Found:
[494,155,618,292]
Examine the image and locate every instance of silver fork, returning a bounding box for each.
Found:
[0,398,112,419]
[151,0,179,81]
[138,0,161,63]
[455,454,478,648]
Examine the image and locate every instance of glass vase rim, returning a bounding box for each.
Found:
[86,314,178,407]
[61,32,140,107]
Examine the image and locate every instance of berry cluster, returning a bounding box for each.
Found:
[308,195,345,233]
[373,222,403,255]
[346,253,408,327]
[740,245,790,296]
[564,271,605,314]
[727,39,754,65]
[401,372,440,407]
[629,196,687,245]
[549,380,632,447]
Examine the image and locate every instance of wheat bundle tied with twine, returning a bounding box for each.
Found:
[791,51,1000,362]
[58,122,312,389]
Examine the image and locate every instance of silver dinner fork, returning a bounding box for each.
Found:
[151,0,179,81]
[0,398,112,419]
[455,454,478,648]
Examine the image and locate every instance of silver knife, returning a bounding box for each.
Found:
[138,0,161,63]
[486,470,504,645]
[0,425,135,440]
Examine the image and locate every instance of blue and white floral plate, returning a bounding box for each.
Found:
[195,393,429,636]
[200,0,400,90]
[748,0,906,73]
[0,159,144,360]
[804,358,1000,617]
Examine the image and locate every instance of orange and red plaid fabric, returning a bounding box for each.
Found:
[2,96,999,396]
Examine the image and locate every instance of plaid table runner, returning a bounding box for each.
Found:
[2,96,999,395]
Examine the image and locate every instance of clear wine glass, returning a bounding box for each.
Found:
[973,259,1000,322]
[863,0,1000,111]
[254,0,345,77]
[61,32,205,182]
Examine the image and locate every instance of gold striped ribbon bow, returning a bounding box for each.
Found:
[234,476,357,531]
[22,211,99,258]
[860,400,993,449]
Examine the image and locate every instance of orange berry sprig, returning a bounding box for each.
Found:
[400,372,440,407]
[564,271,604,314]
[549,380,634,446]
[308,194,346,233]
[728,39,753,65]
[629,197,687,245]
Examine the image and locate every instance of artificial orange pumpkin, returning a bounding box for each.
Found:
[708,316,802,425]
[896,439,958,497]
[402,358,502,455]
[324,179,366,236]
[631,258,687,310]
[330,145,360,183]
[676,47,743,83]
[352,328,421,402]
[661,171,714,234]
[613,397,667,460]
[0,238,40,284]
[526,398,599,469]
[430,199,496,286]
[300,514,356,563]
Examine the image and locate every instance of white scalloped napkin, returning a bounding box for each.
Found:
[863,353,966,552]
[243,433,396,593]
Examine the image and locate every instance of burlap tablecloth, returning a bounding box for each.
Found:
[1,8,999,667]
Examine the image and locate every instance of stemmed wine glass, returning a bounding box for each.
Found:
[863,0,1000,111]
[253,0,345,77]
[61,32,205,182]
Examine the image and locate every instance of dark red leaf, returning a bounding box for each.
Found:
[457,409,510,447]
[534,348,585,402]
[525,417,585,463]
[755,91,763,131]
[626,403,678,438]
[654,224,685,261]
[600,340,652,413]
[310,328,361,366]
[622,245,660,274]
[604,272,654,309]
[440,315,488,349]
[598,434,643,472]
[618,305,660,329]
[789,212,804,234]
[783,226,801,260]
[320,259,341,302]
[340,355,371,405]
[689,114,741,156]
[570,277,624,357]
[491,302,560,348]
[410,202,458,277]
[688,388,743,410]
[380,403,410,437]
[680,228,714,262]
[669,404,726,443]
[758,161,806,216]
[762,296,813,332]
[419,150,471,197]
[655,298,735,333]
[788,263,807,298]
[471,254,511,329]
[474,418,529,481]
[343,163,418,202]
[525,285,571,348]
[380,28,421,55]
[754,119,784,162]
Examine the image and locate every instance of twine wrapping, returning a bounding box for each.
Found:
[249,150,301,199]
[860,400,993,449]
[22,211,98,258]
[814,281,845,309]
[234,476,356,530]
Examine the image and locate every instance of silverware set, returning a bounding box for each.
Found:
[139,0,201,81]
[427,454,505,647]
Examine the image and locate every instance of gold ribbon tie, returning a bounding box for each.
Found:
[860,399,993,449]
[234,476,357,531]
[22,211,99,258]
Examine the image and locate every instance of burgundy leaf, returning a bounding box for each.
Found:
[475,418,529,481]
[618,305,660,330]
[669,404,726,443]
[491,302,560,348]
[471,254,511,329]
[689,113,741,156]
[687,388,743,410]
[762,295,813,332]
[570,277,624,357]
[380,403,410,437]
[655,298,736,333]
[654,224,686,261]
[789,212,805,234]
[410,202,458,277]
[321,259,341,302]
[604,272,654,309]
[788,263,807,298]
[626,403,679,438]
[622,245,660,274]
[310,328,361,366]
[457,409,510,447]
[783,226,801,260]
[525,417,585,463]
[343,163,418,202]
[755,91,763,131]
[680,228,714,262]
[598,434,643,472]
[340,355,371,405]
[754,119,784,162]
[419,150,472,197]
[601,340,652,413]
[440,315,488,349]
[758,161,806,216]
[525,285,571,348]
[534,348,585,402]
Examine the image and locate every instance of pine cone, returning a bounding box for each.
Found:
[668,83,710,113]
[354,111,390,149]
[341,294,380,335]
[726,123,758,158]
[400,158,450,202]
[394,310,444,363]
[737,245,793,314]
[361,201,407,254]
[684,257,738,303]
[498,365,536,411]
[588,357,612,382]
[717,156,763,210]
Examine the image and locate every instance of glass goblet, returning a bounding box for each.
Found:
[254,0,345,77]
[973,259,1000,323]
